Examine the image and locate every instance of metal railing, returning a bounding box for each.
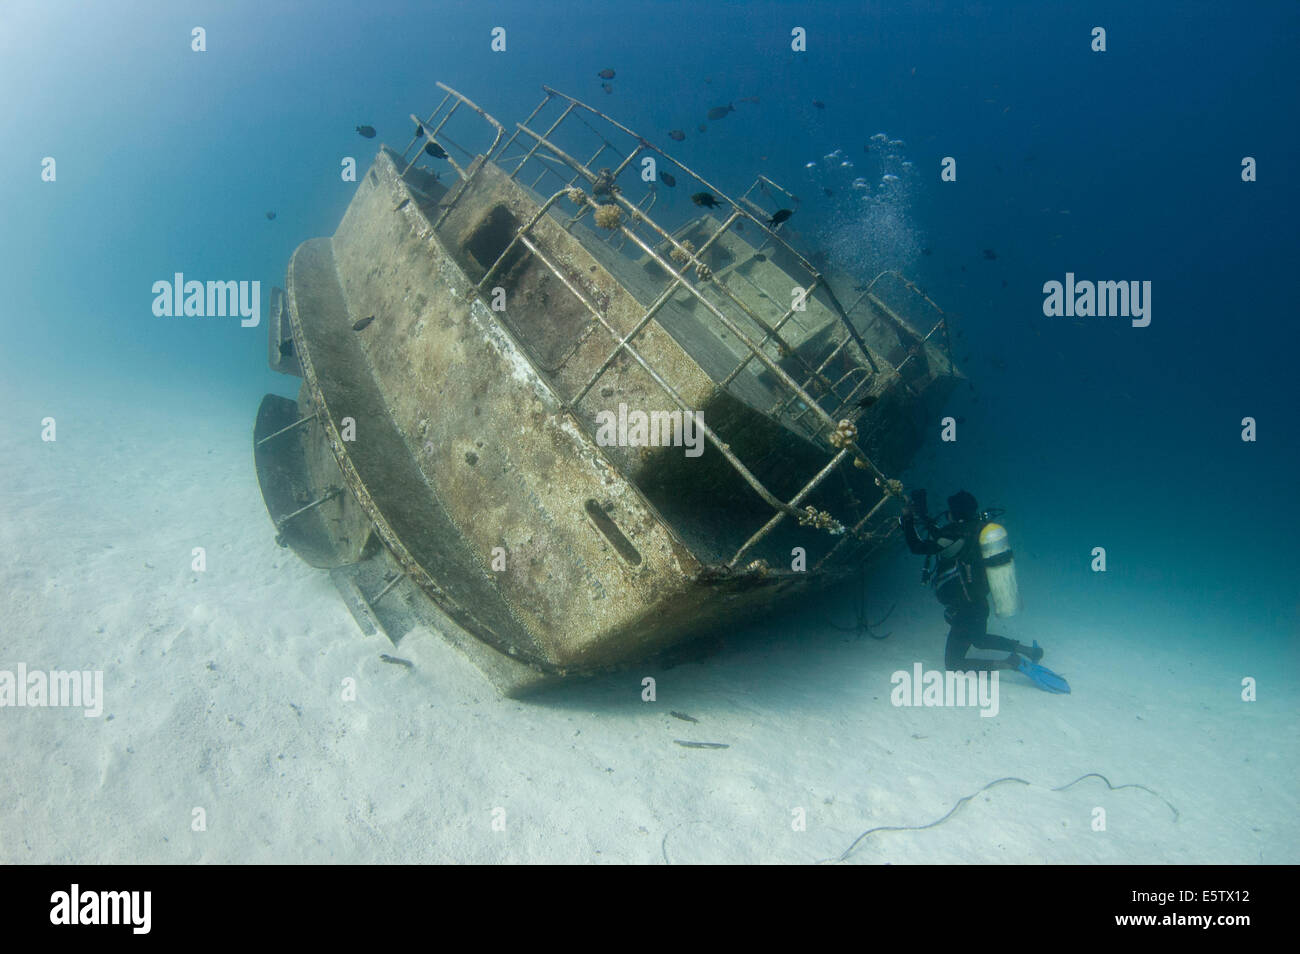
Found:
[398,82,505,231]
[421,84,954,573]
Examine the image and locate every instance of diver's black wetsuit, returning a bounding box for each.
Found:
[901,513,1023,671]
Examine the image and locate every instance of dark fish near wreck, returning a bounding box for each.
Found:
[982,248,997,260]
[812,100,826,109]
[352,315,376,331]
[602,82,613,94]
[597,68,615,79]
[265,211,276,220]
[670,710,698,723]
[659,170,676,187]
[424,140,448,159]
[356,125,376,138]
[668,129,686,142]
[752,253,766,262]
[766,209,793,227]
[691,191,721,208]
[856,394,878,408]
[706,104,735,120]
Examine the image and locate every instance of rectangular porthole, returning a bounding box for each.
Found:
[584,499,642,566]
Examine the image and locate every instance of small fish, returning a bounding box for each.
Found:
[889,139,905,147]
[352,315,376,331]
[393,198,410,212]
[697,123,707,132]
[265,211,276,220]
[822,187,834,196]
[812,100,826,109]
[668,129,686,142]
[766,209,792,227]
[804,161,817,169]
[856,394,878,408]
[602,82,613,94]
[691,191,721,208]
[597,68,615,79]
[674,740,729,750]
[424,140,448,159]
[982,248,997,260]
[840,160,854,168]
[670,711,698,723]
[379,653,413,668]
[356,124,377,138]
[881,174,900,182]
[823,149,842,160]
[659,170,676,187]
[414,122,424,138]
[706,104,734,120]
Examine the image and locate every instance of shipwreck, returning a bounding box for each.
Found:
[253,83,962,694]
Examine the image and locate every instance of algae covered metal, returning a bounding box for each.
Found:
[253,82,962,694]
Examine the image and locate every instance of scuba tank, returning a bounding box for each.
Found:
[978,521,1021,617]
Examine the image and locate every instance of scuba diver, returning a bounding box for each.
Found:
[900,488,1069,692]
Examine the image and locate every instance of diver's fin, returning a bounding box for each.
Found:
[1017,657,1071,694]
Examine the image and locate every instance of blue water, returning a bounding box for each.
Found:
[1,0,1297,863]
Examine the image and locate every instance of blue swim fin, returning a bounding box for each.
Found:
[1017,656,1071,693]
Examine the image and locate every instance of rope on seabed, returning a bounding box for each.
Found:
[825,562,895,640]
[828,772,1180,863]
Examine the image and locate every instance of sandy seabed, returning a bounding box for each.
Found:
[1,386,1295,864]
